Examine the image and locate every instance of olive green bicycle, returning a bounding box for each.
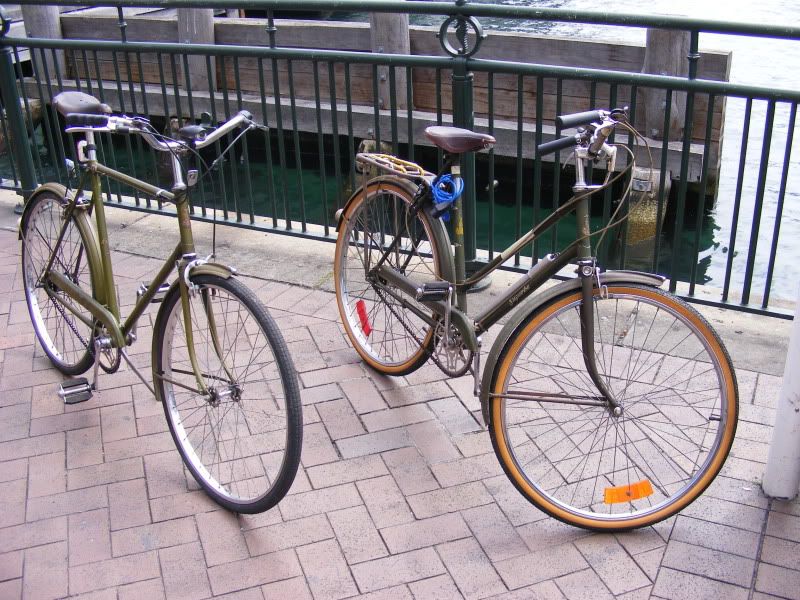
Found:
[20,91,302,514]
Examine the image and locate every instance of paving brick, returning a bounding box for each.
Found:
[68,457,144,490]
[29,408,99,436]
[362,404,435,432]
[278,483,362,521]
[453,431,492,457]
[66,426,104,469]
[766,510,800,543]
[382,381,452,408]
[382,447,439,496]
[100,403,137,442]
[300,382,343,406]
[336,427,411,459]
[462,503,529,562]
[761,535,800,570]
[296,539,358,600]
[327,505,388,564]
[0,550,23,582]
[429,397,482,436]
[111,516,197,556]
[26,484,107,521]
[662,540,755,588]
[300,363,365,388]
[207,549,302,596]
[0,478,25,528]
[149,490,218,523]
[69,550,160,595]
[516,516,593,551]
[0,579,21,599]
[307,454,388,489]
[432,453,503,487]
[22,541,68,600]
[633,546,665,581]
[261,576,312,600]
[109,479,151,530]
[340,378,387,414]
[0,457,27,483]
[680,495,767,533]
[407,482,493,519]
[0,431,63,461]
[407,574,461,600]
[244,514,333,556]
[356,474,415,528]
[103,431,175,462]
[301,422,340,467]
[653,567,749,600]
[406,420,460,464]
[495,543,589,590]
[436,537,506,599]
[27,451,65,498]
[554,568,614,600]
[159,541,212,600]
[350,547,446,593]
[0,402,30,442]
[69,508,112,566]
[195,510,249,566]
[574,535,651,595]
[117,578,166,600]
[380,512,471,555]
[756,563,800,600]
[0,516,67,554]
[144,451,189,498]
[670,515,761,558]
[316,398,365,439]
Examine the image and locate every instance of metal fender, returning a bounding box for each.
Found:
[478,270,666,426]
[19,183,106,307]
[189,262,235,280]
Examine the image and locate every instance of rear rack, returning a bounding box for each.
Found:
[356,153,433,180]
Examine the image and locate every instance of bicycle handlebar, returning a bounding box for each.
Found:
[556,110,608,129]
[64,110,257,153]
[536,134,581,156]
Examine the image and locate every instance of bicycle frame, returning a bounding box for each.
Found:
[36,130,216,394]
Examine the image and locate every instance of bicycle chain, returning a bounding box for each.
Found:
[48,285,91,351]
[372,284,473,377]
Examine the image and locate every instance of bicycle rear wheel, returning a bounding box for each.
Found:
[334,177,451,375]
[153,274,302,513]
[21,189,96,375]
[489,284,738,531]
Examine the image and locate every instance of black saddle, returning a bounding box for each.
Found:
[424,126,495,154]
[53,91,112,118]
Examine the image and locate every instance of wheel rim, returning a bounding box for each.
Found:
[22,197,94,369]
[493,288,735,526]
[337,186,439,370]
[160,282,289,505]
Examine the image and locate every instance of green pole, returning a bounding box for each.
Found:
[0,7,38,204]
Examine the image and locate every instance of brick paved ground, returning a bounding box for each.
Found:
[1,206,799,599]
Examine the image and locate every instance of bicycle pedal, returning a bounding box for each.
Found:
[58,377,93,405]
[416,281,452,302]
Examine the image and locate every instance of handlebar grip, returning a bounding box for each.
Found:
[65,113,109,128]
[537,134,578,157]
[556,110,606,129]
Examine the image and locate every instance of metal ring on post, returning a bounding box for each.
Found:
[437,14,485,58]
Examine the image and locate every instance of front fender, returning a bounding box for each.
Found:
[19,183,74,240]
[478,270,665,426]
[189,262,235,280]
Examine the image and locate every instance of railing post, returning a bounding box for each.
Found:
[369,11,409,110]
[0,8,37,203]
[177,8,216,91]
[763,283,800,500]
[20,3,64,83]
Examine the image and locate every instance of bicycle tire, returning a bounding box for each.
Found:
[334,177,452,375]
[489,284,738,531]
[152,274,302,513]
[21,188,96,375]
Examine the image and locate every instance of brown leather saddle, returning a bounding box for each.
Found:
[424,126,495,154]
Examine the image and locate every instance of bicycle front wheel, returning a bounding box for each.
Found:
[153,274,302,513]
[334,177,451,375]
[21,189,96,375]
[489,284,738,531]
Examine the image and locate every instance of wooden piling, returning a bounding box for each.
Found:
[369,12,411,110]
[20,4,64,79]
[177,8,215,92]
[640,29,690,140]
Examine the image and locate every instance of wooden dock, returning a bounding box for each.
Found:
[8,6,730,188]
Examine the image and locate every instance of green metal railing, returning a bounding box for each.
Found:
[0,0,798,317]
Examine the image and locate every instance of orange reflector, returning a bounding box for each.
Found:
[604,479,654,504]
[356,300,372,336]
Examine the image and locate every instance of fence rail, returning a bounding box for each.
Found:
[0,0,797,318]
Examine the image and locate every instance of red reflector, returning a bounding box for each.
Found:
[356,300,372,336]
